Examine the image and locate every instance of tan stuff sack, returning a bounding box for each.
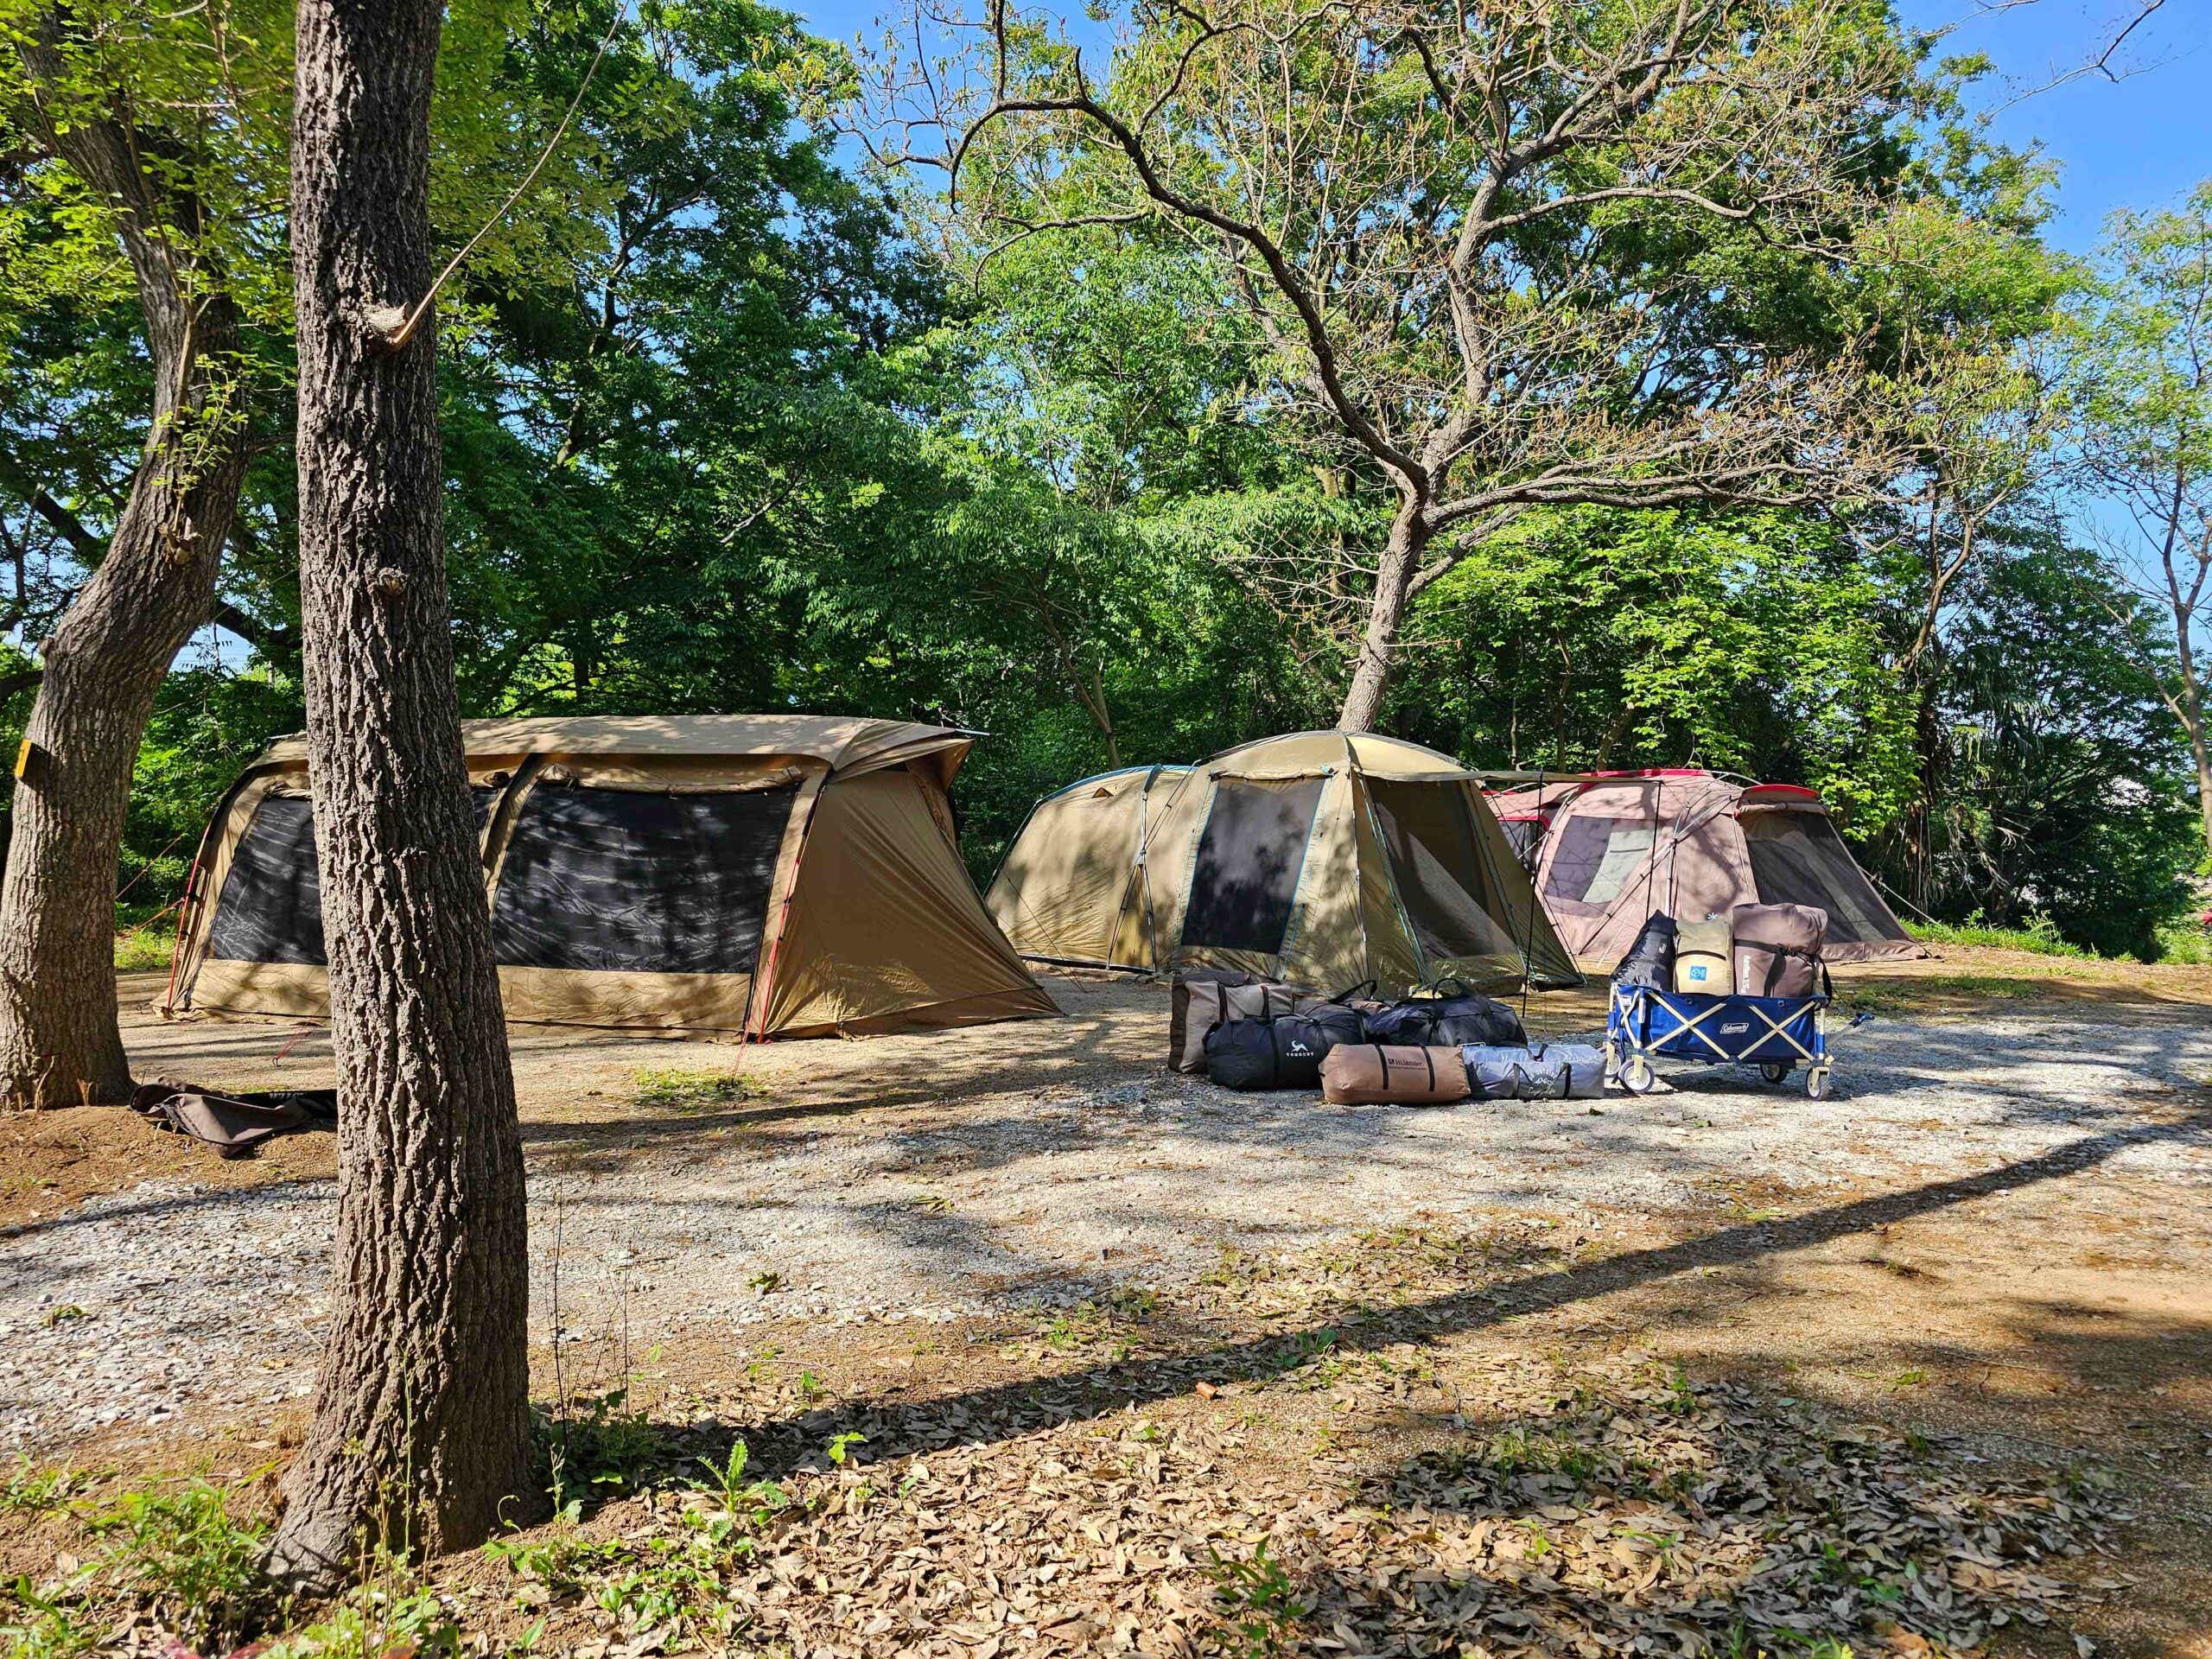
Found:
[1674,917,1733,995]
[1320,1044,1471,1106]
[1167,972,1300,1072]
[1731,902,1828,997]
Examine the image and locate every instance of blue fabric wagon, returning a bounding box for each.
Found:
[1605,981,1835,1099]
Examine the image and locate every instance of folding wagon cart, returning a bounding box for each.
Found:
[1605,980,1840,1099]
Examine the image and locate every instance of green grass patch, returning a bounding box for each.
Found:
[84,1477,280,1647]
[111,925,174,973]
[1840,974,2049,1014]
[2153,923,2212,965]
[632,1068,766,1113]
[1903,915,2090,958]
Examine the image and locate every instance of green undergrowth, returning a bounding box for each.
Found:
[1,1465,283,1655]
[1839,974,2050,1014]
[111,925,175,973]
[631,1068,767,1113]
[2152,922,2212,964]
[1903,915,2090,958]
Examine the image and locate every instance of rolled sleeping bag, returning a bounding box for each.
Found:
[1730,903,1828,998]
[1674,917,1733,995]
[1320,1044,1472,1106]
[1462,1042,1607,1100]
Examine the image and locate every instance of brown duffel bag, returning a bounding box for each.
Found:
[1730,902,1829,998]
[1320,1043,1471,1106]
[1170,973,1293,1072]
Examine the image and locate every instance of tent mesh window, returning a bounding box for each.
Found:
[1544,815,1656,908]
[208,785,505,966]
[1180,777,1325,954]
[1739,810,1894,944]
[207,796,327,964]
[490,781,799,975]
[1367,780,1516,960]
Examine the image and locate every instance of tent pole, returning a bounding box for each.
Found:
[1517,766,1544,1029]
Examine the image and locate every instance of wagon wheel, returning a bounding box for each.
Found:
[1759,1062,1790,1084]
[1805,1065,1833,1101]
[1619,1053,1656,1095]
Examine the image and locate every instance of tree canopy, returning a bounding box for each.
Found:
[0,0,2202,958]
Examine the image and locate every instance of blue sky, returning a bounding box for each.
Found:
[796,0,2209,255]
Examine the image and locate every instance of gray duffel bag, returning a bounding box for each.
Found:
[1462,1042,1607,1101]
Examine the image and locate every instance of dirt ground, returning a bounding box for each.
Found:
[3,950,2210,1657]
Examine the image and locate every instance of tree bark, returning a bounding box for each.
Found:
[2177,655,2212,857]
[0,17,251,1107]
[268,0,531,1588]
[1337,500,1428,732]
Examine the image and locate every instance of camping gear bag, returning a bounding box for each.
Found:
[1202,1006,1363,1090]
[1674,917,1733,995]
[1362,979,1525,1047]
[1611,913,1678,992]
[1731,903,1827,997]
[1462,1042,1606,1101]
[1170,972,1284,1072]
[1320,1044,1472,1106]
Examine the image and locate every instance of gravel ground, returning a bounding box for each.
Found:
[4,1006,2210,1454]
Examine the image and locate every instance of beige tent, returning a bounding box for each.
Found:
[985,730,1581,995]
[1489,769,1920,967]
[167,715,1058,1038]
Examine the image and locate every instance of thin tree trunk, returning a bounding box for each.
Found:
[0,18,251,1107]
[2180,673,2212,857]
[1908,662,1943,912]
[1590,699,1637,772]
[1337,501,1427,732]
[268,0,531,1588]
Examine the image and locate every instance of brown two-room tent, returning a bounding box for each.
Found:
[984,730,1581,996]
[1488,768,1920,967]
[166,715,1058,1038]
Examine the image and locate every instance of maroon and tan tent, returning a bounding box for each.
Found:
[166,715,1058,1039]
[1489,769,1919,968]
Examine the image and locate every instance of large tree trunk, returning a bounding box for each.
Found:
[268,0,531,1588]
[0,21,251,1107]
[1337,501,1428,733]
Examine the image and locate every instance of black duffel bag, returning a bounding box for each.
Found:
[1363,978,1525,1048]
[1203,1003,1363,1090]
[1611,912,1678,993]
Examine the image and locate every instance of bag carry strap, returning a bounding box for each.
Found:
[1751,941,1821,996]
[1422,1048,1436,1092]
[1421,976,1473,1000]
[1330,978,1377,1005]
